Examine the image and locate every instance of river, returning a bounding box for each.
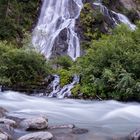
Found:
[0,91,140,139]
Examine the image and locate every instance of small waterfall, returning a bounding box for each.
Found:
[48,75,60,97]
[93,2,136,30]
[114,12,136,30]
[32,0,83,60]
[49,75,79,98]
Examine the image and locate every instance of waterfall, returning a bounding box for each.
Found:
[93,2,136,30]
[48,75,79,98]
[48,75,60,97]
[32,0,83,60]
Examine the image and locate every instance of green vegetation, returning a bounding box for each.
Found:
[51,56,73,87]
[0,0,140,101]
[0,41,52,91]
[71,24,140,101]
[0,0,40,46]
[80,3,105,48]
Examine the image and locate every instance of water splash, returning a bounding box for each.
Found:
[32,0,83,60]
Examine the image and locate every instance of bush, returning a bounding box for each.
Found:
[72,24,140,101]
[51,56,73,70]
[0,41,52,90]
[57,69,72,87]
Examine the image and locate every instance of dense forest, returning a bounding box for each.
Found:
[0,0,140,101]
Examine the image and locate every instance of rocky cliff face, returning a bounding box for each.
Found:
[102,0,140,22]
[78,0,140,46]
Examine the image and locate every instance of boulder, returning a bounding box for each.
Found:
[0,119,16,127]
[20,116,48,131]
[18,132,53,140]
[0,129,12,140]
[0,107,7,118]
[0,124,14,138]
[129,129,140,140]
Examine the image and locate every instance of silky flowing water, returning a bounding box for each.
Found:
[32,0,83,60]
[0,91,140,139]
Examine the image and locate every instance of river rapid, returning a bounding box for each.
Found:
[0,91,140,139]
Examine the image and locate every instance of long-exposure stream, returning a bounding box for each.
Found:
[0,91,140,140]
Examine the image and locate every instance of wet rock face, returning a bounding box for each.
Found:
[119,0,140,21]
[20,116,48,131]
[68,0,81,18]
[102,0,140,21]
[52,28,68,58]
[51,0,82,59]
[18,132,53,140]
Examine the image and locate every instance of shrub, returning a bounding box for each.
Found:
[72,24,140,101]
[0,41,52,90]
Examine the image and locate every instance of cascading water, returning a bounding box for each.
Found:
[93,2,136,30]
[48,75,60,97]
[48,75,79,98]
[32,0,83,60]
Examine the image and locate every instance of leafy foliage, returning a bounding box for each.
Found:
[0,41,52,90]
[0,0,41,46]
[72,24,140,101]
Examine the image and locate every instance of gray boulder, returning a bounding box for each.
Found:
[0,119,16,127]
[20,116,48,131]
[0,124,14,137]
[18,132,53,140]
[0,129,12,140]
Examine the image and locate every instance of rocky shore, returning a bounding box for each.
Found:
[0,106,140,140]
[0,107,90,140]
